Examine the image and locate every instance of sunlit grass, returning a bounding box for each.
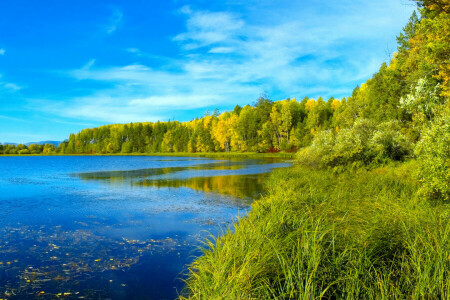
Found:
[181,161,450,299]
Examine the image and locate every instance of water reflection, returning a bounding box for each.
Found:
[75,159,289,203]
[76,166,188,183]
[75,159,285,180]
[137,173,268,202]
[75,162,244,184]
[0,156,290,299]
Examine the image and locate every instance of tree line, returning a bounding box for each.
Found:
[1,96,347,154]
[182,2,450,298]
[2,0,448,161]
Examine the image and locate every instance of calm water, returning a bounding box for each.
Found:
[0,156,290,299]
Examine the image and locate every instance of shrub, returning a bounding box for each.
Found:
[415,115,450,202]
[369,120,413,163]
[18,149,31,155]
[297,129,335,168]
[297,118,412,169]
[399,78,443,122]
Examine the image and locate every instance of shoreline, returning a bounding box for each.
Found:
[0,152,295,159]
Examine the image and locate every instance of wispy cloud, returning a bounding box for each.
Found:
[40,117,99,127]
[0,115,30,123]
[105,8,123,34]
[31,94,169,123]
[0,74,22,92]
[174,6,244,50]
[208,47,235,54]
[82,59,96,69]
[126,48,141,55]
[0,52,23,92]
[35,1,415,123]
[3,83,22,91]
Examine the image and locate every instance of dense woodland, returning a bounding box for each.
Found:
[183,1,450,299]
[2,0,449,159]
[0,96,348,154]
[2,0,448,158]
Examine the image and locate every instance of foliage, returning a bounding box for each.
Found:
[400,77,443,122]
[297,119,413,169]
[182,164,450,299]
[182,2,450,299]
[0,143,57,155]
[415,115,450,201]
[1,95,337,155]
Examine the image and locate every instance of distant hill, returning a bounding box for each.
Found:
[0,142,18,146]
[0,141,60,146]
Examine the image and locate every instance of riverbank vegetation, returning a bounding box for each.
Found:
[181,1,449,298]
[182,161,449,299]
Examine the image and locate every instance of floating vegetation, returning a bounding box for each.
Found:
[0,156,287,298]
[0,223,191,299]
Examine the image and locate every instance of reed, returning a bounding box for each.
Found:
[181,161,450,299]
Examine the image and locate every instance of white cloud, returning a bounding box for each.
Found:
[0,74,22,91]
[105,8,123,34]
[40,117,96,127]
[208,47,234,54]
[0,49,5,56]
[33,95,168,123]
[174,9,244,50]
[3,83,22,91]
[36,1,415,123]
[82,59,96,69]
[126,48,141,55]
[0,115,30,123]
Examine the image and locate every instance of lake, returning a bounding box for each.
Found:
[0,156,290,299]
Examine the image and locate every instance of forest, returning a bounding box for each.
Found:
[0,96,344,154]
[1,0,448,158]
[181,1,449,298]
[1,0,447,158]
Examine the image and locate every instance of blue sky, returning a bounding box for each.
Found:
[0,0,416,143]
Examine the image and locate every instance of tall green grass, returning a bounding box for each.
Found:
[181,161,450,299]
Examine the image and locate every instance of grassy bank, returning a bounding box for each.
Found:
[182,161,450,299]
[0,152,294,159]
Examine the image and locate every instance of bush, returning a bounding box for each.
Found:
[369,120,414,163]
[415,115,450,202]
[297,130,335,168]
[298,118,413,169]
[18,149,31,155]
